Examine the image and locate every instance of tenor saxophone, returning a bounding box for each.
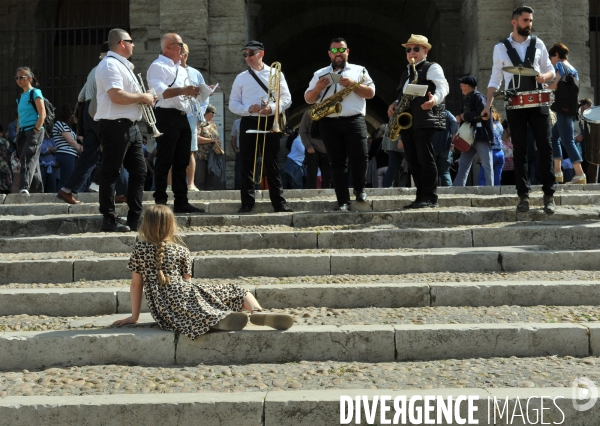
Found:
[308,71,366,121]
[386,58,418,141]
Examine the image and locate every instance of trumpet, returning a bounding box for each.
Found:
[135,73,163,138]
[183,76,205,122]
[246,62,283,184]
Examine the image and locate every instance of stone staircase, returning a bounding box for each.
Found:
[1,186,600,425]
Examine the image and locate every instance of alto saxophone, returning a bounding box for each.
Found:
[386,58,418,141]
[308,70,366,121]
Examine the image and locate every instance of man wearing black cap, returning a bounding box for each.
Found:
[482,6,556,213]
[229,40,292,214]
[453,75,494,186]
[57,41,109,204]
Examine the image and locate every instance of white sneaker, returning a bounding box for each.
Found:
[187,184,200,192]
[88,183,99,192]
[19,189,30,195]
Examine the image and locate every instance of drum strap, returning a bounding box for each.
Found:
[501,35,537,69]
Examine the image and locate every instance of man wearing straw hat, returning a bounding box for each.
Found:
[387,34,449,209]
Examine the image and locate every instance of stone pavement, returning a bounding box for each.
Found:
[1,186,600,425]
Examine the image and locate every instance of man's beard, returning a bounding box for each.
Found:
[331,56,346,70]
[517,24,531,36]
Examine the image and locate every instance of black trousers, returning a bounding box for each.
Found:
[400,127,437,203]
[507,107,555,197]
[305,150,332,189]
[239,116,285,208]
[153,108,191,205]
[318,115,368,205]
[97,119,146,222]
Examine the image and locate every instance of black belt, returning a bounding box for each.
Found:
[322,114,362,120]
[155,107,187,116]
[99,118,138,125]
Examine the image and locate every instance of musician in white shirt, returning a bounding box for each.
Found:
[305,37,375,211]
[95,28,154,232]
[482,6,556,214]
[147,33,204,214]
[229,40,292,214]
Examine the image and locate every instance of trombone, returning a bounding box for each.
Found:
[135,73,163,138]
[246,62,283,184]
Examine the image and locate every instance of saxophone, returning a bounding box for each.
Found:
[308,70,366,121]
[386,58,418,141]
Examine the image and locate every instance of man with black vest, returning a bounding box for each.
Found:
[482,6,556,213]
[387,34,449,208]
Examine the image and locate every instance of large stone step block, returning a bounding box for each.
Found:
[0,323,595,370]
[2,280,599,316]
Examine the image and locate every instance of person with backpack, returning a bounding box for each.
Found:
[548,42,584,184]
[14,66,47,194]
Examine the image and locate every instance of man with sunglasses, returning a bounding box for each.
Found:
[387,34,449,209]
[482,6,556,214]
[305,37,375,212]
[94,28,153,232]
[229,40,292,214]
[147,33,204,214]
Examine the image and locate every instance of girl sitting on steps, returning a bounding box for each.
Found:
[113,204,293,338]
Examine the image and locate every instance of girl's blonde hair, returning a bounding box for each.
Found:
[138,205,183,285]
[491,105,502,123]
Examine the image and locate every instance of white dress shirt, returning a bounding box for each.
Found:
[488,34,555,90]
[147,54,190,112]
[78,66,97,102]
[229,64,292,116]
[94,52,142,122]
[305,63,375,117]
[400,59,449,106]
[186,65,208,118]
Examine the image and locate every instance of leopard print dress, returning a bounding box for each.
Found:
[127,241,248,339]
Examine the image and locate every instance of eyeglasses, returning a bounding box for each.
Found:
[405,46,421,53]
[243,51,258,58]
[208,111,216,114]
[14,76,29,80]
[330,47,347,54]
[121,39,133,44]
[169,42,184,49]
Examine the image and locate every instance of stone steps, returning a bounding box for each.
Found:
[0,320,594,370]
[1,220,600,253]
[2,387,596,426]
[2,280,600,316]
[4,246,600,283]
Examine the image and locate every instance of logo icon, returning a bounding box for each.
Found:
[572,377,598,412]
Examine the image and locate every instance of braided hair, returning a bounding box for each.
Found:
[138,205,184,285]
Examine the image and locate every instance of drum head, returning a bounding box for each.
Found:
[583,106,600,124]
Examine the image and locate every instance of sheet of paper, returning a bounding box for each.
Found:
[197,83,218,103]
[405,84,428,97]
[318,72,342,87]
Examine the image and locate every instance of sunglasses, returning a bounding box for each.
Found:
[14,76,29,80]
[405,46,421,53]
[330,47,347,54]
[243,51,259,58]
[169,42,184,48]
[121,39,133,44]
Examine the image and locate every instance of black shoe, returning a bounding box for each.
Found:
[543,195,556,214]
[173,203,205,214]
[353,190,367,202]
[334,202,351,212]
[403,199,420,209]
[517,194,530,212]
[413,200,439,209]
[101,215,130,232]
[274,204,293,213]
[127,220,139,232]
[238,205,253,214]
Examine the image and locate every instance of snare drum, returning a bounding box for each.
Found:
[506,90,554,110]
[583,106,600,165]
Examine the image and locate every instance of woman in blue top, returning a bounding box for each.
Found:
[15,67,46,194]
[548,43,584,184]
[478,106,505,186]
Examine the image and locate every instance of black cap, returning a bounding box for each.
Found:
[241,40,264,51]
[458,76,478,88]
